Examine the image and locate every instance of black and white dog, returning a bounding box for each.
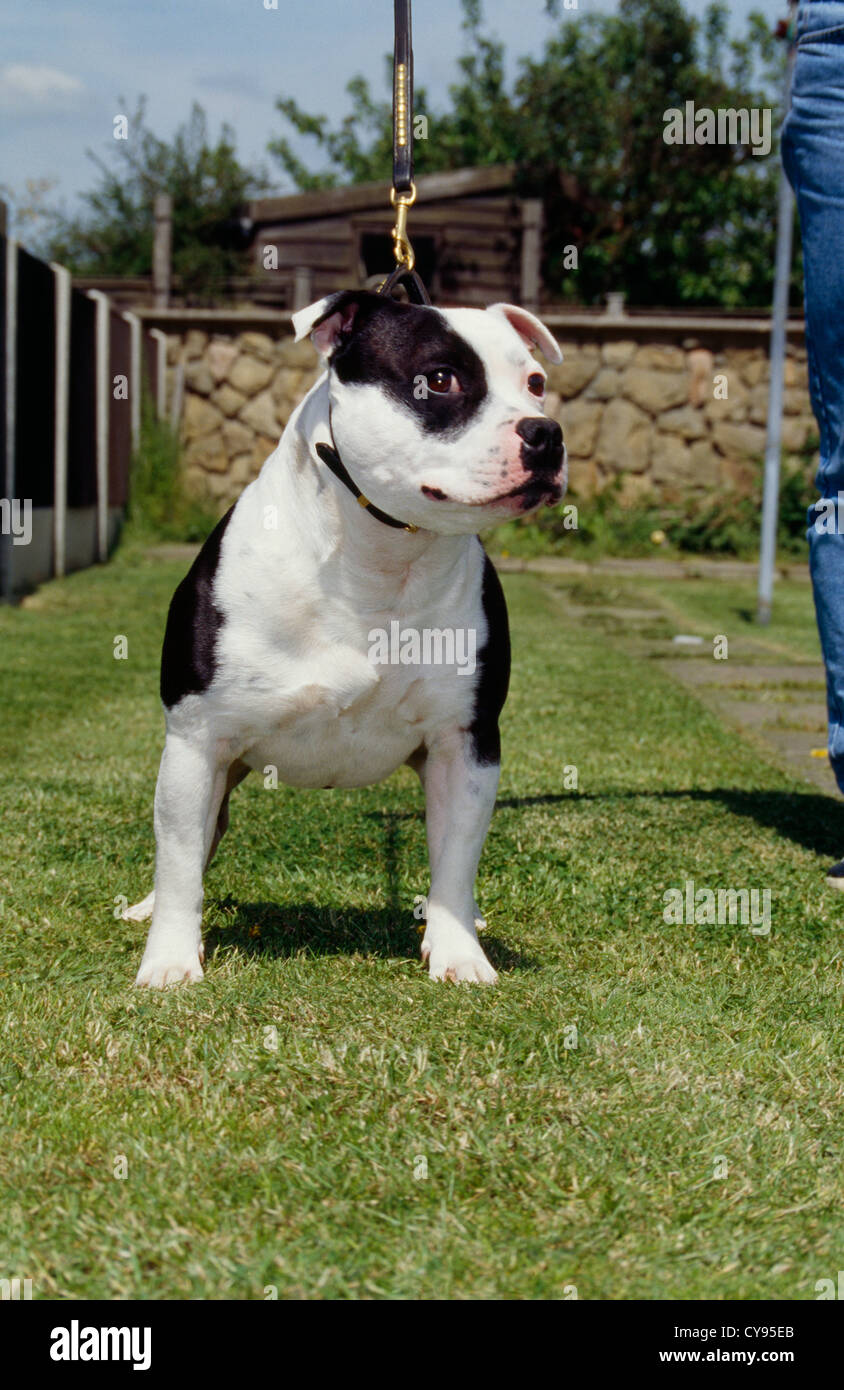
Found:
[126,291,565,986]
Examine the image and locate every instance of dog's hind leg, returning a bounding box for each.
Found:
[123,889,155,923]
[134,733,231,988]
[204,759,250,871]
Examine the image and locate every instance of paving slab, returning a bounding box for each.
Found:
[664,661,825,688]
[717,699,827,733]
[757,731,839,793]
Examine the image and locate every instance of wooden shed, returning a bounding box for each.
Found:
[246,165,542,311]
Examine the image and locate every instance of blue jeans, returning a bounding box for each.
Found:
[782,1,844,795]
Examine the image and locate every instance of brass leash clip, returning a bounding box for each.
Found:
[390,183,417,272]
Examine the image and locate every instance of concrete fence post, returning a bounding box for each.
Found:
[87,290,111,563]
[122,310,142,451]
[148,328,168,419]
[153,194,172,309]
[50,262,72,578]
[170,358,185,433]
[520,201,542,315]
[293,266,313,311]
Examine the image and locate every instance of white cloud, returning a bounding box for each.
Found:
[0,64,85,111]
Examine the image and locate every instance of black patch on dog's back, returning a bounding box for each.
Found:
[160,506,234,709]
[469,548,510,765]
[331,296,488,436]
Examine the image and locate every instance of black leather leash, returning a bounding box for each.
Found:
[316,0,428,532]
[377,258,430,305]
[378,0,431,307]
[392,0,414,198]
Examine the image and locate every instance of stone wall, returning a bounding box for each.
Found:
[547,337,814,502]
[162,318,815,513]
[170,328,322,510]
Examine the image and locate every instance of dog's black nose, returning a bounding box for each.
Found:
[516,417,564,473]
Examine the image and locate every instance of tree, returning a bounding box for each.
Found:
[45,100,270,303]
[269,0,793,309]
[0,177,59,253]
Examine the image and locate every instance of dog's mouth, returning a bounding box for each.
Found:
[495,477,564,508]
[422,476,563,509]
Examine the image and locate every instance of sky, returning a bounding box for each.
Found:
[1,0,786,233]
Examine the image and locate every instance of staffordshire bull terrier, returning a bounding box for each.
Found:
[126,290,565,986]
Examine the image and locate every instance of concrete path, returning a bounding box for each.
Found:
[663,658,834,794]
[148,542,811,585]
[517,552,835,797]
[495,553,811,583]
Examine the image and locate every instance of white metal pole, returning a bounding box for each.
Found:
[87,290,111,562]
[757,6,798,624]
[51,262,71,578]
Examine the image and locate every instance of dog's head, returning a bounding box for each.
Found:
[293,290,566,535]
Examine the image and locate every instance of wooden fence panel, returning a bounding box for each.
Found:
[66,288,97,509]
[1,236,158,598]
[15,246,55,507]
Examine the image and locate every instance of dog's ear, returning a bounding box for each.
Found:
[486,303,563,364]
[292,291,378,359]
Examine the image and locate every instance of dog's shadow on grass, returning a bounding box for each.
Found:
[205,786,842,972]
[204,807,538,973]
[203,901,535,974]
[495,786,844,860]
[661,787,844,861]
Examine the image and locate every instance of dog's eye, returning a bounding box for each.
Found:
[426,368,460,395]
[528,373,546,397]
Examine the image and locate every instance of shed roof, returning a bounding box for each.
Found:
[248,164,517,226]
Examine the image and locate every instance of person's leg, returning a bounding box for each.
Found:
[782,4,844,880]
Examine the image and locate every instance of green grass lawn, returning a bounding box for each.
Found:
[1,550,842,1300]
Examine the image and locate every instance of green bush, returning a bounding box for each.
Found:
[487,445,818,562]
[123,400,218,545]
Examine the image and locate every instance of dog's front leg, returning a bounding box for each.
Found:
[135,732,226,988]
[419,732,499,984]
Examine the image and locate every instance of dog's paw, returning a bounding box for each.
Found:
[134,952,204,988]
[421,939,497,985]
[473,901,487,934]
[123,890,156,923]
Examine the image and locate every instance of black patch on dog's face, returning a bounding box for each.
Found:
[468,546,511,766]
[160,506,234,709]
[330,296,488,436]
